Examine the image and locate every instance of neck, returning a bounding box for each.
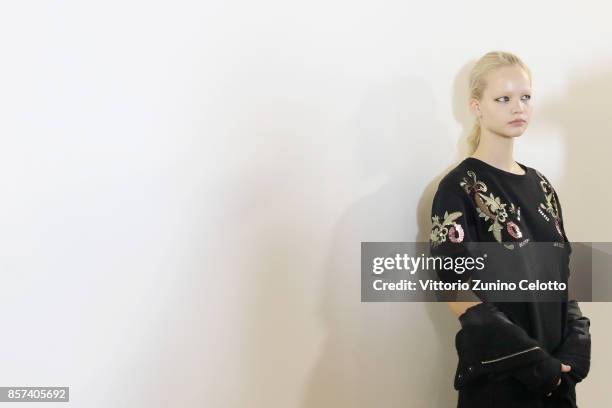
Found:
[470,129,519,173]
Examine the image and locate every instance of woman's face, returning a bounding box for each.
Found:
[471,65,533,139]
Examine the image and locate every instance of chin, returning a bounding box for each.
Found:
[492,130,525,139]
[498,124,528,138]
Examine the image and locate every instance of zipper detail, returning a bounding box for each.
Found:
[481,346,540,364]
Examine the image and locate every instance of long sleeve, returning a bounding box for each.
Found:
[454,303,563,396]
[553,301,591,384]
[548,185,591,384]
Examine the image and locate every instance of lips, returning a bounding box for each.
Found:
[509,119,526,125]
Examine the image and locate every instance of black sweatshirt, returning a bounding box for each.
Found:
[429,157,589,407]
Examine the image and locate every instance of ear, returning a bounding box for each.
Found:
[469,98,482,118]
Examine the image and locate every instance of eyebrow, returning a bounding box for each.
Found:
[496,89,532,94]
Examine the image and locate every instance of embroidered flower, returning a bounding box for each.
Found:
[506,221,522,239]
[449,223,465,243]
[430,211,463,248]
[460,170,522,244]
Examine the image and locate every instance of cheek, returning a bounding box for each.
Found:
[485,106,506,122]
[481,103,500,117]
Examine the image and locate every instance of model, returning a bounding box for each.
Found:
[429,51,591,407]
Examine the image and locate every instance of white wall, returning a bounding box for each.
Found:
[0,1,610,407]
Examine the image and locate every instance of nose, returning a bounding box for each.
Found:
[512,100,525,114]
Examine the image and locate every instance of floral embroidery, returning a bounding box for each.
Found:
[460,170,523,245]
[509,203,521,221]
[535,170,564,238]
[430,211,464,247]
[449,223,465,243]
[506,221,522,239]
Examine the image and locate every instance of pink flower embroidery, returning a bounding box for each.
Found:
[449,222,465,243]
[506,221,522,239]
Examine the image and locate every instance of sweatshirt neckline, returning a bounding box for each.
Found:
[463,157,530,179]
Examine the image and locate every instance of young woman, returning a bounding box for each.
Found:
[429,51,591,407]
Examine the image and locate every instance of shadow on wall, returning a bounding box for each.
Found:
[535,61,612,404]
[299,67,479,408]
[536,60,612,243]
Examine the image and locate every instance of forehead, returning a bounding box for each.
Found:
[484,65,531,94]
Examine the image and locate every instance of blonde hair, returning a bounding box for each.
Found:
[467,51,532,154]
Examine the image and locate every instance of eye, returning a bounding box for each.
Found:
[495,95,531,103]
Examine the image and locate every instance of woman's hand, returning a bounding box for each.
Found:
[547,363,572,396]
[558,363,572,385]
